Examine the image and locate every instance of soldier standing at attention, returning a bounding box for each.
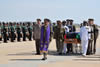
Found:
[22,23,27,41]
[34,19,41,55]
[16,23,21,42]
[2,23,7,43]
[87,19,99,55]
[13,23,16,40]
[6,23,10,40]
[10,23,15,42]
[19,22,23,38]
[27,23,33,41]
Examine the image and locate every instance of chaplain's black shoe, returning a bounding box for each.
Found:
[42,57,47,60]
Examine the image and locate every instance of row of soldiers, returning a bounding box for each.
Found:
[0,22,34,43]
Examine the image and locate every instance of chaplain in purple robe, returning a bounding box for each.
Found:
[40,18,52,60]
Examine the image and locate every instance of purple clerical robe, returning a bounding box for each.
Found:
[40,25,50,53]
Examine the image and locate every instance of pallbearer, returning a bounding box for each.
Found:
[67,19,76,53]
[62,21,69,54]
[40,18,52,60]
[80,21,89,56]
[54,20,65,55]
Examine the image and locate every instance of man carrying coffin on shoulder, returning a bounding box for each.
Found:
[66,19,76,53]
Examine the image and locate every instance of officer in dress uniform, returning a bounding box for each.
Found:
[34,19,41,55]
[87,19,99,55]
[80,21,89,57]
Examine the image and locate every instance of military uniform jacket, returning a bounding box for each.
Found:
[54,26,65,40]
[34,24,41,40]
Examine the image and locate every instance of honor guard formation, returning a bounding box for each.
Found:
[0,18,99,60]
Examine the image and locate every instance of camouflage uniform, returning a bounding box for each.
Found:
[54,26,65,54]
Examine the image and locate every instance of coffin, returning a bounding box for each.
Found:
[64,32,81,44]
[65,32,80,39]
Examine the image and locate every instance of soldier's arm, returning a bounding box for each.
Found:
[62,28,65,41]
[94,25,99,39]
[73,25,76,32]
[49,25,53,42]
[53,26,57,39]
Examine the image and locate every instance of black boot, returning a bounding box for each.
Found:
[42,53,47,60]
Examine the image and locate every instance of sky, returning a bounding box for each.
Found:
[0,0,100,25]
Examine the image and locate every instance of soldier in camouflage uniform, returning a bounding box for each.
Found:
[54,20,65,55]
